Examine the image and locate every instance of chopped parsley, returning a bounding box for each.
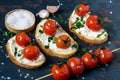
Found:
[2,31,14,37]
[14,47,17,56]
[17,53,21,57]
[39,30,43,34]
[97,31,106,38]
[44,44,49,49]
[71,17,85,29]
[72,43,78,49]
[48,36,56,43]
[40,25,43,27]
[98,17,105,28]
[77,48,87,56]
[74,4,79,10]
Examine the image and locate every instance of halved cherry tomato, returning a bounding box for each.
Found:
[75,4,90,16]
[86,15,102,32]
[43,20,57,36]
[22,46,40,60]
[52,64,70,80]
[82,52,98,69]
[67,57,85,75]
[56,35,71,49]
[94,47,113,64]
[16,32,31,46]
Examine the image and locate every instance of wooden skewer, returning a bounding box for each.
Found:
[35,73,52,80]
[111,48,120,53]
[35,47,120,80]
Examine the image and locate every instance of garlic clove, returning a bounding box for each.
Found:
[36,9,49,18]
[47,4,60,13]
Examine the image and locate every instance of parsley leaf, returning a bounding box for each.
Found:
[97,31,106,38]
[71,17,85,29]
[14,47,17,56]
[2,31,15,37]
[72,43,78,49]
[39,30,43,34]
[44,44,49,49]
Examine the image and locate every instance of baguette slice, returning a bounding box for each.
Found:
[69,10,108,44]
[35,19,78,58]
[6,36,46,69]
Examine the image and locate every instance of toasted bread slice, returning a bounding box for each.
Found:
[35,19,78,58]
[6,36,46,69]
[69,11,108,44]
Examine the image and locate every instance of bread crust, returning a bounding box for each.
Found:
[35,20,77,58]
[6,37,46,69]
[5,9,35,33]
[68,13,108,44]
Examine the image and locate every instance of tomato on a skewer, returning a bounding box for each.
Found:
[94,47,114,64]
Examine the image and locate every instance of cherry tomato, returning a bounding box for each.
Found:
[82,52,98,69]
[52,64,70,80]
[67,57,85,75]
[16,32,31,46]
[86,15,102,32]
[22,46,40,60]
[43,20,57,36]
[75,4,90,16]
[55,35,71,49]
[94,47,113,64]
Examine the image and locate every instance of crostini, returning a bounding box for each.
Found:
[35,19,78,58]
[69,4,108,44]
[6,32,46,69]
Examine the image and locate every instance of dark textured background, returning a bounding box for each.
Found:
[0,0,120,80]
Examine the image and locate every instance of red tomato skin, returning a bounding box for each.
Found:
[55,35,71,49]
[22,46,40,60]
[16,32,31,46]
[43,20,57,36]
[52,64,70,80]
[82,53,98,69]
[67,57,85,75]
[86,15,102,32]
[95,47,113,64]
[75,4,90,16]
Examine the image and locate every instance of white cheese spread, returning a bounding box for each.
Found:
[36,19,76,54]
[71,11,108,39]
[8,36,45,64]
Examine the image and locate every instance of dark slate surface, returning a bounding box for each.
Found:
[0,0,120,80]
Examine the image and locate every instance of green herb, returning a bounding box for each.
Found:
[2,31,14,37]
[48,36,54,42]
[14,47,17,56]
[52,37,56,43]
[44,44,49,49]
[39,30,43,34]
[57,14,64,22]
[77,48,87,56]
[49,64,54,67]
[72,43,78,49]
[40,25,43,27]
[74,4,79,10]
[98,17,105,27]
[97,31,106,38]
[71,17,85,29]
[48,36,56,43]
[17,53,21,57]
